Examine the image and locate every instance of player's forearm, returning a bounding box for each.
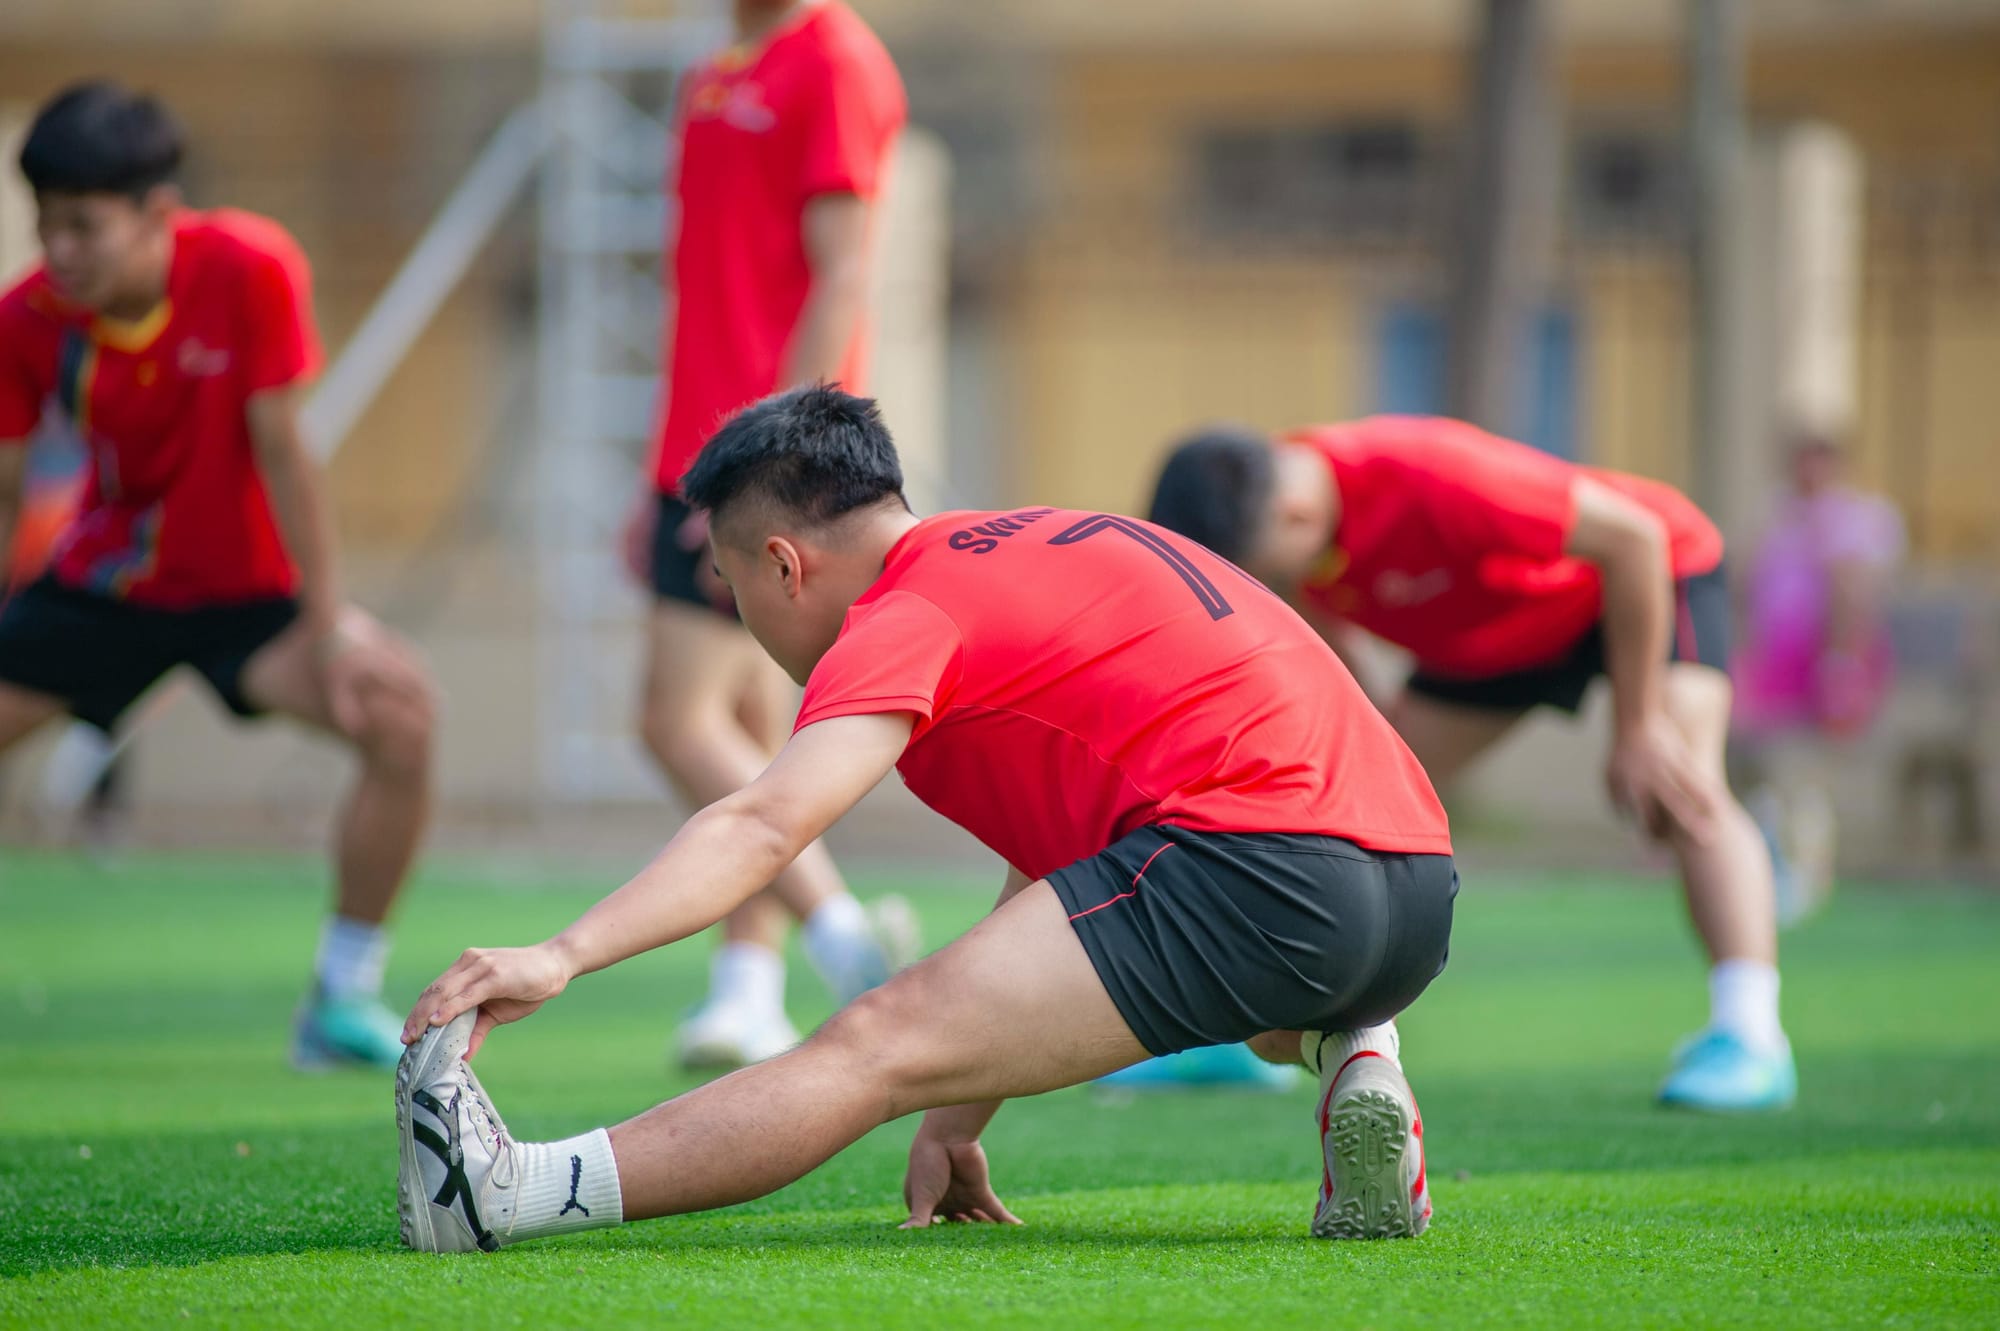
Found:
[258,446,344,630]
[780,261,870,386]
[1594,523,1674,737]
[549,797,807,979]
[918,1100,1005,1145]
[0,448,23,591]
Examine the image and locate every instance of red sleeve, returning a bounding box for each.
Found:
[238,234,325,395]
[1400,420,1577,564]
[795,591,963,734]
[795,49,901,202]
[0,294,49,442]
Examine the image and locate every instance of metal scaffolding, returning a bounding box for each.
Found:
[534,1,727,802]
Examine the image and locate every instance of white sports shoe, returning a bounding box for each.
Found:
[397,1011,520,1253]
[675,1001,800,1072]
[1312,1049,1431,1240]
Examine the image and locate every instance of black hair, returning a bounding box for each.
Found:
[19,81,184,199]
[682,384,908,534]
[1146,425,1276,563]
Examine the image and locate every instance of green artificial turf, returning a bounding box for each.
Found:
[1,850,1996,1329]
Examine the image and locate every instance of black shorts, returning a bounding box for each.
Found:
[648,492,737,620]
[1405,564,1731,716]
[0,576,298,731]
[1049,824,1458,1057]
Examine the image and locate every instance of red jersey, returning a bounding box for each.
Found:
[1288,417,1725,678]
[796,509,1452,880]
[652,1,905,494]
[0,208,321,608]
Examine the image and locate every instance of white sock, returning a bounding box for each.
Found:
[315,916,388,1001]
[1708,960,1785,1053]
[708,941,786,1018]
[801,894,888,1003]
[1301,1021,1401,1077]
[501,1127,623,1245]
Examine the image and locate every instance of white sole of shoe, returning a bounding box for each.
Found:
[1313,1057,1426,1240]
[395,1013,480,1253]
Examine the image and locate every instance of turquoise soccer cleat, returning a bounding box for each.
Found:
[292,989,407,1071]
[1658,1029,1797,1112]
[1096,1043,1301,1092]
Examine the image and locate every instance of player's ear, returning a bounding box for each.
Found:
[766,535,804,599]
[138,182,181,227]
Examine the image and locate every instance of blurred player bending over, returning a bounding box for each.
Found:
[1148,416,1795,1112]
[0,83,435,1070]
[628,0,912,1069]
[395,386,1457,1250]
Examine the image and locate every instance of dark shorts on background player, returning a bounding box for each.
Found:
[1050,824,1458,1056]
[648,492,738,620]
[1405,564,1731,715]
[0,577,298,731]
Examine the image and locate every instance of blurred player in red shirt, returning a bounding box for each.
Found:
[0,82,435,1069]
[1148,417,1795,1113]
[396,386,1456,1252]
[626,0,912,1069]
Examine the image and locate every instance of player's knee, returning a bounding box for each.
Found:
[359,690,434,778]
[811,979,949,1108]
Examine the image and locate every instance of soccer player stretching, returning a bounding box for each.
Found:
[1148,416,1794,1111]
[0,83,435,1069]
[629,0,912,1069]
[396,387,1456,1248]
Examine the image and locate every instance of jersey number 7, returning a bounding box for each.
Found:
[1048,514,1234,621]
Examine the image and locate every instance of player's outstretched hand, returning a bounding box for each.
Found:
[1605,715,1719,845]
[900,1131,1021,1229]
[402,942,572,1059]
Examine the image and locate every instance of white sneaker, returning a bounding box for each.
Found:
[860,894,923,991]
[675,1001,799,1071]
[1312,1049,1430,1240]
[396,1011,520,1253]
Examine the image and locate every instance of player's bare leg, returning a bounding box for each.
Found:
[0,680,65,752]
[242,610,436,1069]
[1657,664,1777,967]
[642,601,907,1067]
[1656,662,1794,1109]
[397,881,1147,1251]
[607,882,1141,1217]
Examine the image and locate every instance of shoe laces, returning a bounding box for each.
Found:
[456,1064,518,1192]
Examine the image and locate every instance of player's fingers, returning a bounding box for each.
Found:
[467,1008,500,1061]
[402,972,458,1043]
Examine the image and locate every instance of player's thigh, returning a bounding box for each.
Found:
[733,650,799,756]
[1662,662,1735,783]
[236,608,432,743]
[0,680,66,751]
[641,599,764,725]
[820,881,1149,1112]
[1384,690,1525,787]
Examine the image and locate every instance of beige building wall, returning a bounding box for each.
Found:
[996,34,2000,563]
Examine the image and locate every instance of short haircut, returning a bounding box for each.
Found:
[681,384,908,538]
[19,81,184,198]
[1146,426,1276,563]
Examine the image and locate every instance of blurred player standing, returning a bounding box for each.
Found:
[629,0,911,1068]
[1149,417,1796,1112]
[0,83,435,1069]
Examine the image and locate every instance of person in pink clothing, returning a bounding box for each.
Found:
[1734,435,1905,921]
